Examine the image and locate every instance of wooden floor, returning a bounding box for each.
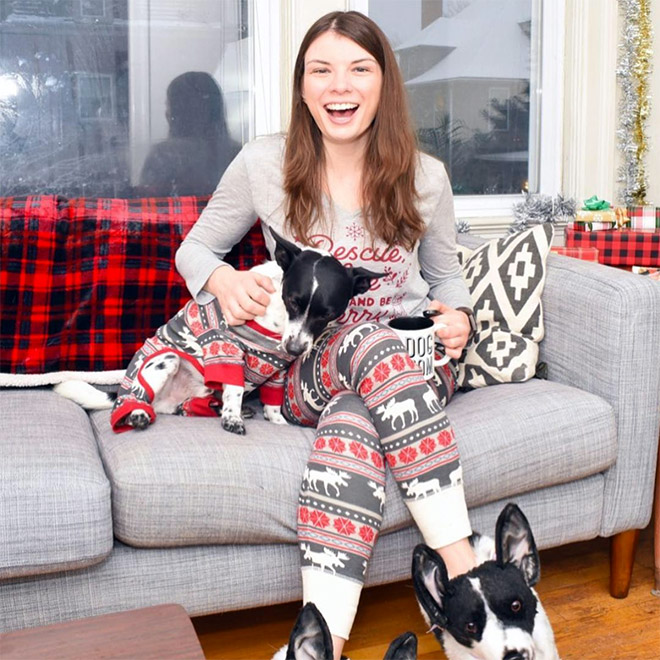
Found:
[193,523,659,659]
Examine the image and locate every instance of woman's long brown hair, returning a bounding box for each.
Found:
[283,11,424,250]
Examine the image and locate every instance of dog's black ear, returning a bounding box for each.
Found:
[495,503,540,587]
[411,544,449,629]
[285,602,333,660]
[384,631,418,660]
[269,227,302,273]
[350,267,386,296]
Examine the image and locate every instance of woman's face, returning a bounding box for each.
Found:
[302,31,383,149]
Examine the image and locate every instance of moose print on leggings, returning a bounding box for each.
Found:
[303,466,352,497]
[375,397,419,430]
[402,466,463,500]
[300,544,349,575]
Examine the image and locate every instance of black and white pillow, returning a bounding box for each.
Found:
[456,224,553,389]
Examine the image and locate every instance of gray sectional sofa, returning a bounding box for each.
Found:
[2,246,660,633]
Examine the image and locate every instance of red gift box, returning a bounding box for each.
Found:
[565,228,660,267]
[550,246,600,262]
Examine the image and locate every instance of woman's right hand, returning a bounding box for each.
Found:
[205,265,276,326]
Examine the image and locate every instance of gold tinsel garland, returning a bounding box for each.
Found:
[616,0,654,205]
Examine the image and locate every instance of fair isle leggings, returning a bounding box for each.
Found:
[282,321,472,639]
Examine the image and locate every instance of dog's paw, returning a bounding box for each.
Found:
[221,413,245,435]
[263,404,289,425]
[127,409,151,430]
[241,405,255,419]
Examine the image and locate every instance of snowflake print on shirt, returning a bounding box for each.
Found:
[345,222,365,241]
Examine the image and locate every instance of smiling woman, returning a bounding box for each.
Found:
[176,10,477,660]
[301,32,383,148]
[284,12,425,252]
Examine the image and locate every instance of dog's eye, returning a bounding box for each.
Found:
[511,600,522,613]
[289,298,306,313]
[465,622,478,635]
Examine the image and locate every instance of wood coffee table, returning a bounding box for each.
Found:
[0,604,205,659]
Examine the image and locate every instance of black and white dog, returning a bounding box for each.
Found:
[273,602,417,660]
[412,503,559,660]
[55,229,383,434]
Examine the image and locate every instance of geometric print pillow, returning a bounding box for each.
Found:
[456,223,554,389]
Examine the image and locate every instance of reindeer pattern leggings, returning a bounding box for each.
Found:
[282,321,472,639]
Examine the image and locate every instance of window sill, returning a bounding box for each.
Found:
[454,194,523,219]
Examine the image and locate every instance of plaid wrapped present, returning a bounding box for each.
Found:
[569,220,616,231]
[574,209,617,230]
[626,206,660,230]
[565,227,660,267]
[550,246,599,262]
[0,195,267,381]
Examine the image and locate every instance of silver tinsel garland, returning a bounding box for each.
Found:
[509,193,577,234]
[616,0,653,205]
[455,219,471,234]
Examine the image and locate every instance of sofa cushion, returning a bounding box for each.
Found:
[0,389,113,578]
[91,378,616,548]
[456,224,553,389]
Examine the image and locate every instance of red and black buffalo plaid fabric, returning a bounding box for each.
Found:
[565,227,660,267]
[0,195,267,377]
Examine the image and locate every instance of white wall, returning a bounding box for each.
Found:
[563,0,659,207]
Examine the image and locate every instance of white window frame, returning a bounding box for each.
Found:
[351,0,565,226]
[252,0,281,137]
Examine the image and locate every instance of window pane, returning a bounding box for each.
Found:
[0,0,254,198]
[369,0,536,195]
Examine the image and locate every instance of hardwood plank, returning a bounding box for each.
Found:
[194,523,659,659]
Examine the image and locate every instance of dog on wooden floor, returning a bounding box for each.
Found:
[273,602,417,660]
[412,503,559,660]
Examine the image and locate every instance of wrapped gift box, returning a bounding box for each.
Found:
[575,208,617,228]
[569,220,616,231]
[626,205,660,230]
[565,228,660,267]
[550,246,600,262]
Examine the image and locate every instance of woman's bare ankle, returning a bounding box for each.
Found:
[435,537,477,579]
[331,633,345,660]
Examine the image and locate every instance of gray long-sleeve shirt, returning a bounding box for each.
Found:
[175,133,472,323]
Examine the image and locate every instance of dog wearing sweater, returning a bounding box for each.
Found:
[55,228,383,435]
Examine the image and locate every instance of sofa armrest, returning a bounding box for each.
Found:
[540,254,660,535]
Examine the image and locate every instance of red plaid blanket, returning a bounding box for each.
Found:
[0,195,267,383]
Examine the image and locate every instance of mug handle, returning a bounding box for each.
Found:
[432,321,451,366]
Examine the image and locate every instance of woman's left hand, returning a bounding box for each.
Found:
[426,301,472,360]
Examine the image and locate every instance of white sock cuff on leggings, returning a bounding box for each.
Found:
[405,483,472,549]
[302,568,362,640]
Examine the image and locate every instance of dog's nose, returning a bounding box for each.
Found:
[503,652,525,660]
[284,338,309,357]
